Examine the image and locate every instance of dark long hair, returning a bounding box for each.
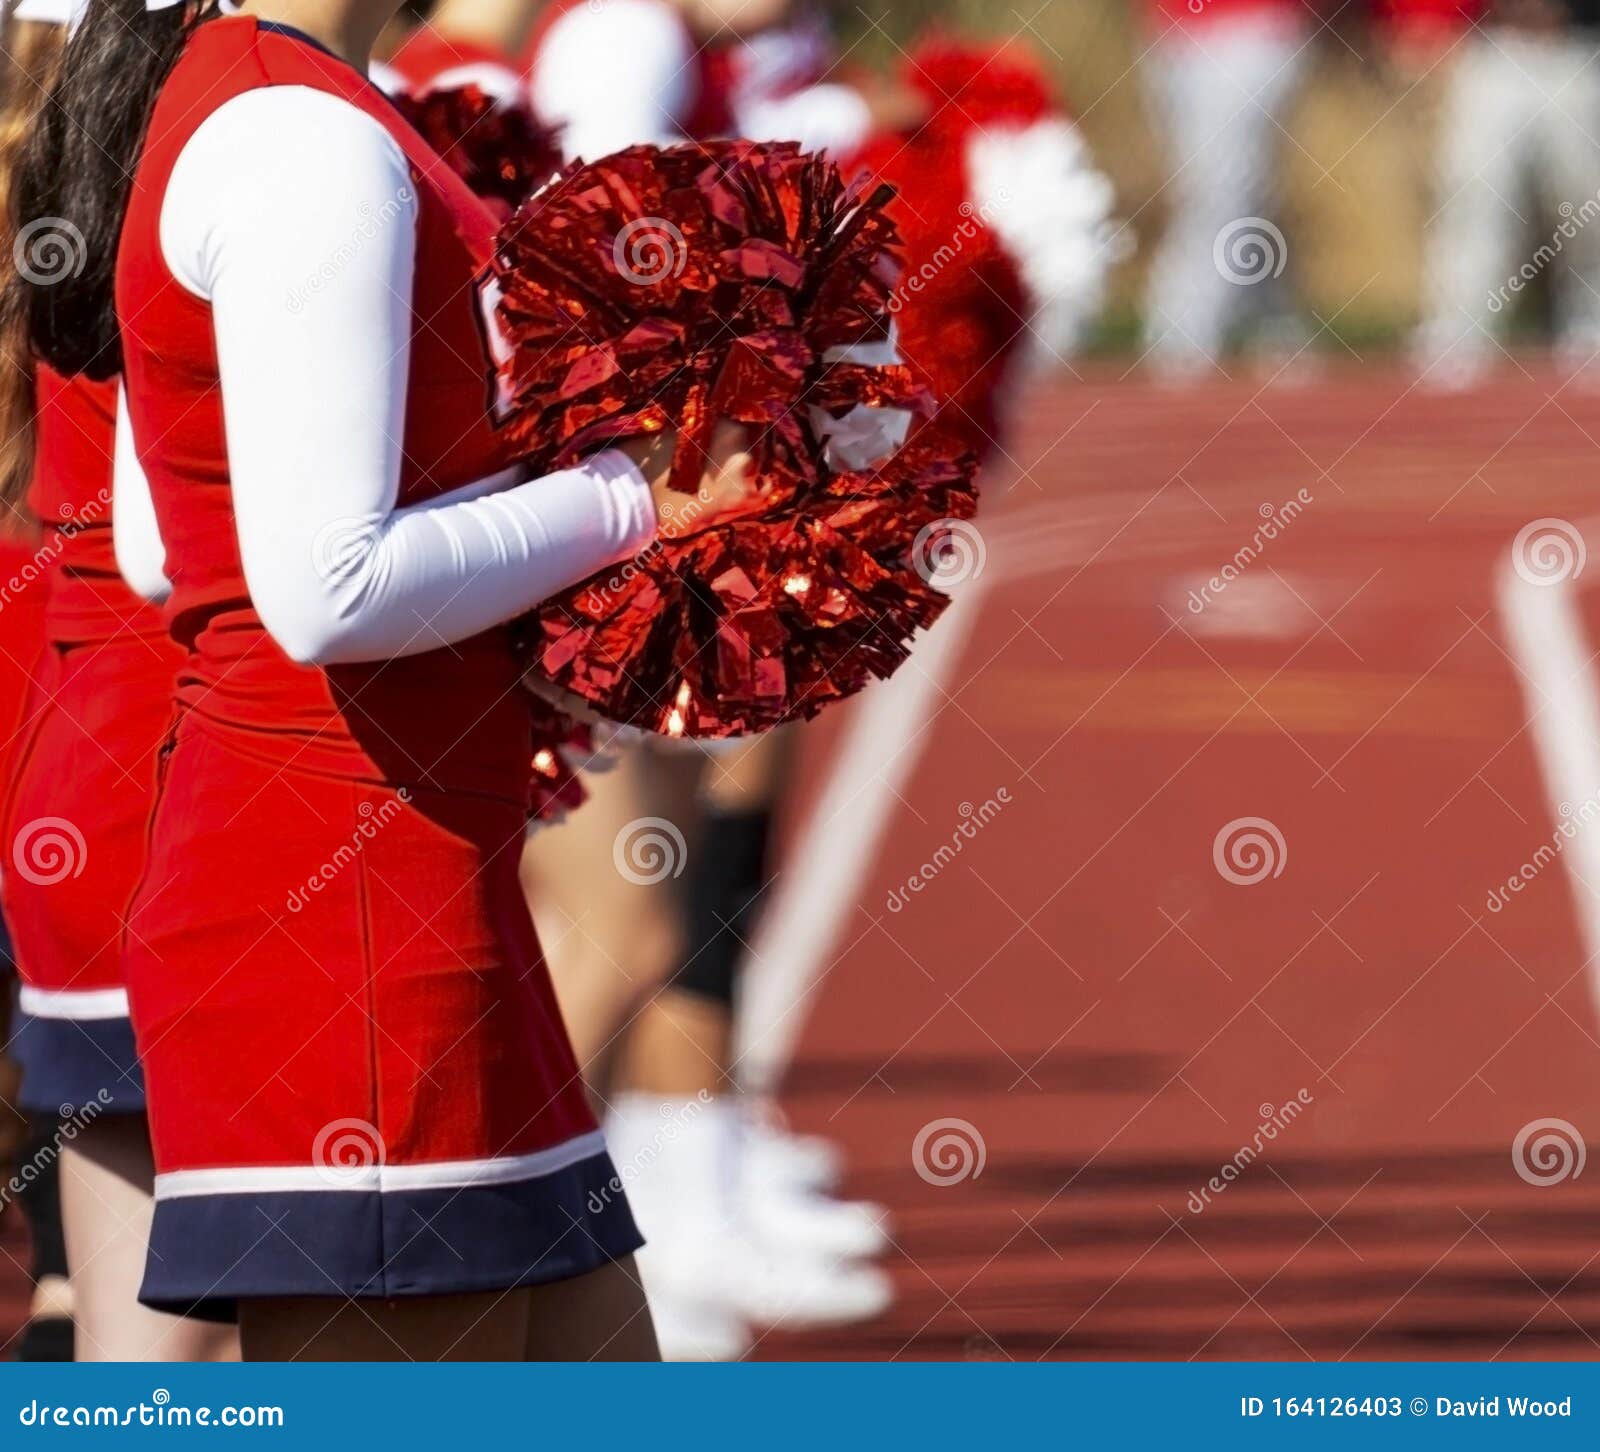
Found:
[0,14,66,517]
[8,0,203,375]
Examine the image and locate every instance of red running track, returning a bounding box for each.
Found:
[6,359,1600,1358]
[753,359,1600,1359]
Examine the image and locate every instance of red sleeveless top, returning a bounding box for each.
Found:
[116,17,532,802]
[28,365,170,647]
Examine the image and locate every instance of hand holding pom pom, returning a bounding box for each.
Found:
[488,139,979,738]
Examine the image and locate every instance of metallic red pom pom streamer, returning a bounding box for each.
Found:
[489,139,979,738]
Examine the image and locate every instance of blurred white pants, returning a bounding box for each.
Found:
[1143,13,1307,367]
[1420,30,1600,367]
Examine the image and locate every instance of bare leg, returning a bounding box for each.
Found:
[241,1290,531,1362]
[621,991,732,1098]
[617,732,791,1097]
[60,1115,238,1362]
[523,1255,660,1360]
[521,746,688,1097]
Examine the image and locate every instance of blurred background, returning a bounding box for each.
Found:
[10,0,1600,1362]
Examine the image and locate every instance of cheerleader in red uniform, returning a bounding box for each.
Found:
[383,0,525,97]
[847,39,1120,460]
[13,0,757,1361]
[0,0,238,1363]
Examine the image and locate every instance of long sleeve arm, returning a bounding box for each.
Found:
[112,381,170,603]
[150,85,655,665]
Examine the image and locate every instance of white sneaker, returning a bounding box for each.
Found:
[743,1101,844,1192]
[715,1240,893,1330]
[605,1094,893,1337]
[743,1174,890,1261]
[647,1290,750,1362]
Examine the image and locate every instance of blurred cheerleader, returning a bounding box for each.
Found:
[518,3,1115,1361]
[0,0,235,1362]
[848,38,1120,461]
[518,0,930,1362]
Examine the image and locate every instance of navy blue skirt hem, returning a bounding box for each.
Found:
[11,1010,145,1116]
[138,1150,644,1317]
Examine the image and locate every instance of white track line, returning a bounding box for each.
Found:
[1495,528,1600,1022]
[735,581,988,1094]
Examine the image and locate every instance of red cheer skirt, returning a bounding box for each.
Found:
[2,631,176,1114]
[123,715,640,1314]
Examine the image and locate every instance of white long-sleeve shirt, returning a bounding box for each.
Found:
[115,84,657,666]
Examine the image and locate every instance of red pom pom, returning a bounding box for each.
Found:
[849,130,1030,457]
[527,439,977,738]
[488,138,977,738]
[489,139,926,496]
[902,36,1059,131]
[526,693,591,822]
[393,85,563,217]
